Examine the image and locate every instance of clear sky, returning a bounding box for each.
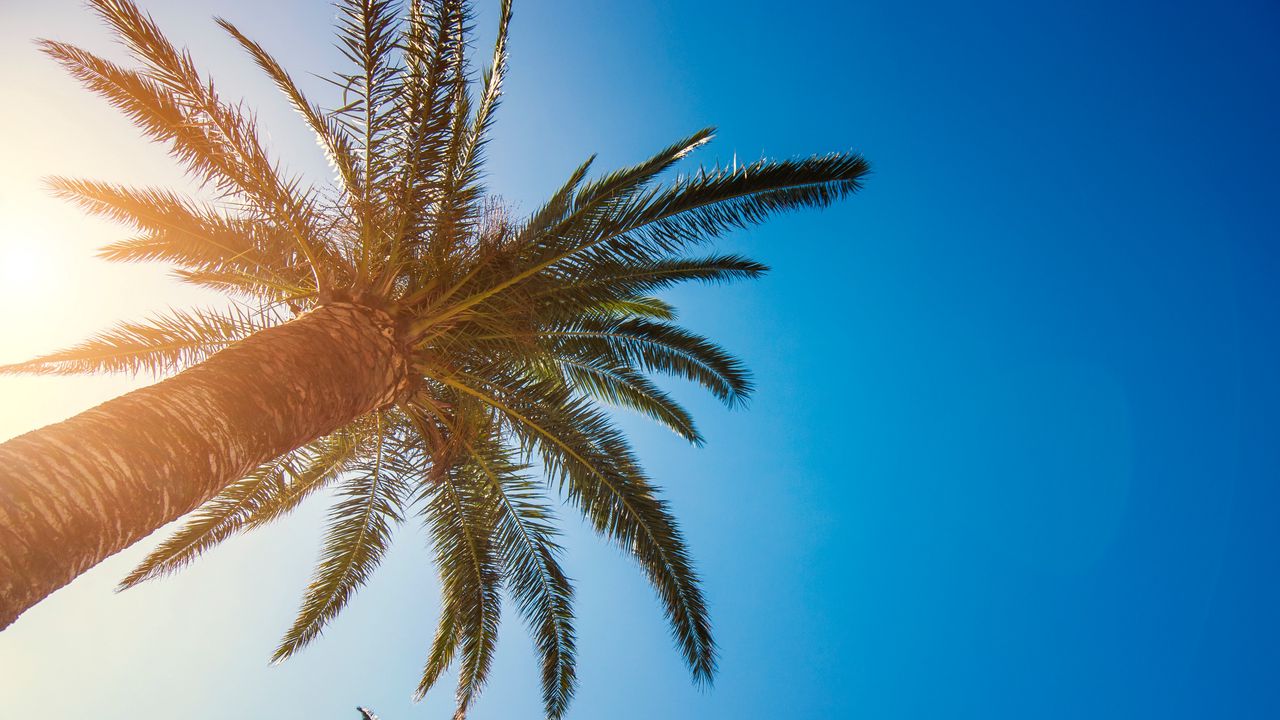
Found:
[1,0,1278,718]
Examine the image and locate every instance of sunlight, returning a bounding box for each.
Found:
[0,229,55,303]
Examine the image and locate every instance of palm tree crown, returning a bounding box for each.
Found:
[10,0,868,717]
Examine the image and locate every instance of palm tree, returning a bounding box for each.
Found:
[0,0,868,717]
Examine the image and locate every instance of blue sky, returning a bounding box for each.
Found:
[1,0,1278,718]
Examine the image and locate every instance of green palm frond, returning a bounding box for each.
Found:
[120,426,368,589]
[443,464,503,719]
[386,0,469,268]
[435,370,716,681]
[418,606,459,705]
[537,254,769,302]
[333,0,403,195]
[274,416,412,662]
[540,316,754,408]
[117,452,303,590]
[26,1,868,716]
[450,0,512,202]
[589,296,678,321]
[407,129,718,331]
[463,434,576,719]
[556,355,701,443]
[241,427,373,531]
[414,411,503,715]
[516,152,866,294]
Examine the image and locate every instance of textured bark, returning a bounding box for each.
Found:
[0,302,410,629]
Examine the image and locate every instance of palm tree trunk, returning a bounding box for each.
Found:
[0,302,410,629]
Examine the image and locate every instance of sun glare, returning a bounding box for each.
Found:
[0,235,54,301]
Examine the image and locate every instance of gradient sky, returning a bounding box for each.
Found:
[2,1,1278,718]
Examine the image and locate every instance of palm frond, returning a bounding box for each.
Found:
[36,40,239,196]
[120,426,367,589]
[242,427,372,530]
[589,296,677,321]
[540,316,753,408]
[118,451,301,589]
[464,434,577,719]
[418,605,459,703]
[524,153,869,293]
[118,450,299,586]
[0,306,279,377]
[273,417,411,662]
[422,4,480,271]
[557,358,701,444]
[414,416,503,716]
[215,18,363,201]
[533,254,768,309]
[403,128,716,332]
[435,371,716,682]
[81,0,343,288]
[451,0,512,200]
[47,178,308,296]
[603,152,871,257]
[385,0,469,270]
[332,0,403,226]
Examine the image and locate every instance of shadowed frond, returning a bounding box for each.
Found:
[538,316,754,408]
[413,411,503,716]
[533,254,769,310]
[527,153,870,287]
[414,129,718,325]
[435,371,716,682]
[273,417,413,662]
[463,433,577,719]
[558,357,701,443]
[590,296,678,321]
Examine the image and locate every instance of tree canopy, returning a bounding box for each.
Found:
[8,0,868,717]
